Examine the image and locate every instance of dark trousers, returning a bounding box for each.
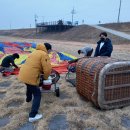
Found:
[26,84,41,117]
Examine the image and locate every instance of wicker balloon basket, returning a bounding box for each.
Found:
[76,57,130,109]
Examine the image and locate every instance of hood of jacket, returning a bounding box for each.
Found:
[36,44,47,53]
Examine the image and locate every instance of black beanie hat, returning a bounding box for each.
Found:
[99,32,107,37]
[44,43,52,50]
[13,53,19,59]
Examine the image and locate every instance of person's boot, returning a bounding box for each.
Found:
[26,97,32,102]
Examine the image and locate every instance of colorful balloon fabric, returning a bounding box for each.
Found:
[0,42,36,66]
[0,42,77,73]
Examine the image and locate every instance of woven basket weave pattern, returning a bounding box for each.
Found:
[76,57,130,109]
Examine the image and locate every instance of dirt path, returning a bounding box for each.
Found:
[91,25,130,40]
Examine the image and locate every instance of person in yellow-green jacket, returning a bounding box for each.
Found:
[18,43,52,122]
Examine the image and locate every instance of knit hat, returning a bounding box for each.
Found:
[13,53,19,59]
[44,43,52,50]
[99,32,107,37]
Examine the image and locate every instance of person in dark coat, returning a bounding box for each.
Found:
[94,32,113,57]
[0,53,19,72]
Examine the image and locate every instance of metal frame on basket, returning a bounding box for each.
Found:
[98,61,130,109]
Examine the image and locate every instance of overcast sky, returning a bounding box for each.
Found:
[0,0,130,29]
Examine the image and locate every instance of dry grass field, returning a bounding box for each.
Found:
[0,24,130,130]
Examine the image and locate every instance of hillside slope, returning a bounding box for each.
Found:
[0,24,130,44]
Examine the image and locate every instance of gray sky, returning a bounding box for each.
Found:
[0,0,130,29]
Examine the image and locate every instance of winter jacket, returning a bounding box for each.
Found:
[18,44,52,86]
[94,38,113,57]
[1,55,17,68]
[79,47,93,56]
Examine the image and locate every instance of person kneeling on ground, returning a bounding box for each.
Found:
[78,46,93,57]
[68,46,93,69]
[18,43,52,122]
[0,53,19,72]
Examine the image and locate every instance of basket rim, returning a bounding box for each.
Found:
[98,61,130,109]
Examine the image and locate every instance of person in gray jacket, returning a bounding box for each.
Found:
[78,46,93,57]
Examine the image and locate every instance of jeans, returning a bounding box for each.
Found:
[26,84,41,118]
[0,66,14,72]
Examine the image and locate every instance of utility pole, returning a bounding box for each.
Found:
[82,20,84,24]
[71,8,76,25]
[9,21,12,32]
[34,14,38,33]
[117,0,122,23]
[42,16,44,23]
[34,14,38,27]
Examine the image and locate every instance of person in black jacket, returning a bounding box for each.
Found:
[94,32,113,57]
[0,53,19,72]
